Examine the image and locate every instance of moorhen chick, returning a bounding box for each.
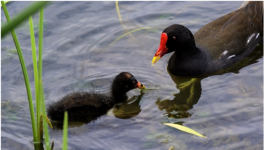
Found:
[152,1,263,76]
[47,72,145,122]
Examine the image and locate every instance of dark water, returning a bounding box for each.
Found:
[1,1,263,150]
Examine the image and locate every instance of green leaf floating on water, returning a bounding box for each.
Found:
[164,123,207,138]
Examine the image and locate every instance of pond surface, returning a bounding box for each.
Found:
[1,1,263,150]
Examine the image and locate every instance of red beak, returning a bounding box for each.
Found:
[152,33,168,65]
[136,81,145,89]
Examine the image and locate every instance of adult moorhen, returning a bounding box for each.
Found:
[47,72,145,122]
[152,1,263,76]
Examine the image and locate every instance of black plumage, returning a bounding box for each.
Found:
[152,1,263,76]
[47,72,145,122]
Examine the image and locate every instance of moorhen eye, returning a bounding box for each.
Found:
[130,76,135,81]
[130,76,137,84]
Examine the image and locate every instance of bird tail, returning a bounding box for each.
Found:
[245,1,263,39]
[244,1,263,21]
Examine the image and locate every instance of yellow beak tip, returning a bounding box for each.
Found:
[152,55,160,65]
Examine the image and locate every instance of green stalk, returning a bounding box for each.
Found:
[29,16,40,141]
[1,1,49,37]
[38,7,44,143]
[1,1,38,142]
[41,80,50,150]
[62,112,68,150]
[0,1,10,7]
[38,8,44,89]
[37,9,51,149]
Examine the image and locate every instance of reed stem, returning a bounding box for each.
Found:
[1,1,38,142]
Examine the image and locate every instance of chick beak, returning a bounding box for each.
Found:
[136,81,146,89]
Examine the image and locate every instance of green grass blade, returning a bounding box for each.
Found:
[38,8,44,82]
[109,27,163,46]
[29,16,40,140]
[37,8,51,149]
[38,7,45,142]
[1,1,10,7]
[115,1,122,22]
[41,80,51,150]
[115,1,137,42]
[1,1,50,37]
[1,1,38,142]
[62,111,68,150]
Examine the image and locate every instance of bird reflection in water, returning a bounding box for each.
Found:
[156,75,202,119]
[113,91,145,119]
[156,43,263,119]
[51,91,145,129]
